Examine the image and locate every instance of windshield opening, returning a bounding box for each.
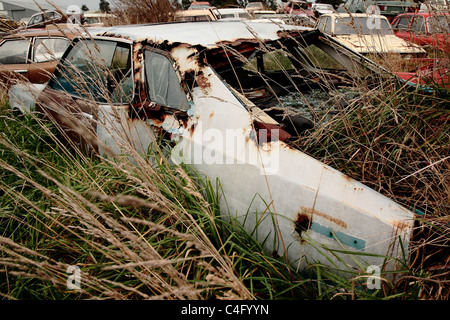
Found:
[208,36,348,111]
[207,37,356,136]
[334,17,393,35]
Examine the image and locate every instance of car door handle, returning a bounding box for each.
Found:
[13,70,28,74]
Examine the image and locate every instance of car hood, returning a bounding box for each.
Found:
[333,34,426,54]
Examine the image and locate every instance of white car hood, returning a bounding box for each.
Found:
[334,34,425,55]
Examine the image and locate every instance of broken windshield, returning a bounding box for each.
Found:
[49,39,133,104]
[211,38,347,107]
[208,34,356,134]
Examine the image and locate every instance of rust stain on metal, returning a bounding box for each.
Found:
[253,121,291,143]
[300,207,348,229]
[294,213,311,241]
[196,73,211,89]
[188,123,197,136]
[392,219,411,232]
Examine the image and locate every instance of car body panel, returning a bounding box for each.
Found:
[9,21,414,273]
[246,2,267,14]
[396,58,450,88]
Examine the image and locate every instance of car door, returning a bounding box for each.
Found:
[29,36,70,83]
[40,39,134,153]
[0,38,30,84]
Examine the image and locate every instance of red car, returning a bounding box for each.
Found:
[396,58,450,89]
[391,12,450,52]
[284,0,315,18]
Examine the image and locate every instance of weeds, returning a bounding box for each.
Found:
[0,107,320,299]
[298,74,449,300]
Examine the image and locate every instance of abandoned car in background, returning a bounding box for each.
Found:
[391,12,450,52]
[0,29,78,86]
[174,8,220,21]
[9,21,415,274]
[337,0,419,22]
[316,13,426,56]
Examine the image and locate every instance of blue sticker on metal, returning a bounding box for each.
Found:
[310,222,366,251]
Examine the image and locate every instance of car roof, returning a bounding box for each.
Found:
[217,8,248,12]
[91,21,313,48]
[84,12,115,17]
[3,28,79,40]
[321,13,389,19]
[31,9,65,16]
[397,12,449,17]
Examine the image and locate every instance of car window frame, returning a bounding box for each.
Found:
[49,37,135,105]
[32,36,70,63]
[324,16,332,34]
[142,46,190,112]
[426,15,450,34]
[0,38,31,65]
[47,11,62,21]
[393,15,412,31]
[411,15,426,33]
[27,14,43,26]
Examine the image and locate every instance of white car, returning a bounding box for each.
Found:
[9,21,414,274]
[246,2,266,14]
[217,8,252,20]
[316,13,426,56]
[174,9,220,22]
[83,12,116,27]
[312,3,335,15]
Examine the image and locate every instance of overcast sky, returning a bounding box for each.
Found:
[33,0,101,11]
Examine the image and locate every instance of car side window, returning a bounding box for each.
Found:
[28,14,43,26]
[317,17,326,32]
[393,16,408,30]
[144,51,189,111]
[427,16,450,34]
[324,17,332,34]
[411,16,425,33]
[50,39,133,103]
[0,39,30,64]
[33,37,70,62]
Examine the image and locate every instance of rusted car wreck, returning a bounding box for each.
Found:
[9,21,414,274]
